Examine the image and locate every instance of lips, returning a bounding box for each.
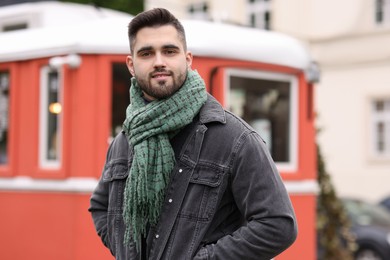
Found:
[151,70,171,78]
[152,73,170,78]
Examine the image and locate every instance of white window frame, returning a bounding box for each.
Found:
[39,66,63,169]
[370,98,390,159]
[225,68,298,172]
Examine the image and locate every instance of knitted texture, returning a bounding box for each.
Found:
[122,69,207,248]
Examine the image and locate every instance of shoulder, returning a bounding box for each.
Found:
[200,94,257,136]
[224,110,256,133]
[204,106,258,142]
[106,131,130,162]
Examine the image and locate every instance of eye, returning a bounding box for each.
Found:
[164,49,178,55]
[140,51,152,57]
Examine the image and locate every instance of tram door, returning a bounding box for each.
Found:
[111,62,131,139]
[226,69,298,171]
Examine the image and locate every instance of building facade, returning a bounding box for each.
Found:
[146,0,272,29]
[274,0,390,203]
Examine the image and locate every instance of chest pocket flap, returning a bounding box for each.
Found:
[102,158,129,182]
[190,164,223,187]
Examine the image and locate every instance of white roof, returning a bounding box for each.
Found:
[184,20,311,70]
[0,1,131,28]
[0,2,312,70]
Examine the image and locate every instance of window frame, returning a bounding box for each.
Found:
[39,66,63,169]
[224,68,299,172]
[369,98,390,160]
[0,12,39,32]
[375,0,390,25]
[0,69,11,170]
[0,63,17,177]
[246,0,272,29]
[187,2,209,20]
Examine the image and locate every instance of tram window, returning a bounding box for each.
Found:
[39,67,62,168]
[371,99,390,158]
[111,63,131,140]
[226,69,298,171]
[2,23,28,32]
[0,71,10,165]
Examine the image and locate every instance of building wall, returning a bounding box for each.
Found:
[276,0,390,202]
[145,0,187,18]
[315,61,390,202]
[273,0,371,40]
[145,0,248,24]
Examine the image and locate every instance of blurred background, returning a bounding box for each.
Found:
[0,0,390,259]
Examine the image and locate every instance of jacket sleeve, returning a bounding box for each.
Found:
[88,143,114,254]
[198,132,297,260]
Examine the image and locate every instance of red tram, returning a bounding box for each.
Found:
[0,2,319,259]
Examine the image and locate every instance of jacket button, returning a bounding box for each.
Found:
[168,199,173,203]
[155,234,159,239]
[179,169,183,173]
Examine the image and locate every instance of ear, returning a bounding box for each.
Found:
[186,51,193,69]
[126,55,135,76]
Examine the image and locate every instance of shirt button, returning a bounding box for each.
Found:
[179,169,183,173]
[168,199,173,203]
[155,234,159,239]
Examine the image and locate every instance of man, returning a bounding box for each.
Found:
[89,8,297,260]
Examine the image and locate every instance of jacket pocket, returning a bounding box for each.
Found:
[102,158,129,182]
[102,158,129,257]
[179,163,223,221]
[102,158,128,213]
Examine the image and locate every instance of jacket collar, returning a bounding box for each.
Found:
[198,94,226,124]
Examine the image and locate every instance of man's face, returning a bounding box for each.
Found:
[126,25,193,101]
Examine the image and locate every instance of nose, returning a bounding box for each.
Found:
[153,52,165,68]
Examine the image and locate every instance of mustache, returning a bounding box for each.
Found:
[150,68,171,75]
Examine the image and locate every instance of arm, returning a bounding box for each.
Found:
[199,132,297,260]
[88,145,113,254]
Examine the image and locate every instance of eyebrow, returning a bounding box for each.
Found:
[136,44,181,55]
[162,44,180,50]
[136,46,153,55]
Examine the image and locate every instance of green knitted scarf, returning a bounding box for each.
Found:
[122,69,207,248]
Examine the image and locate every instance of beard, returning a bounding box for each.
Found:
[136,68,188,100]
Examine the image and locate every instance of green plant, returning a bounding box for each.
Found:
[316,144,356,260]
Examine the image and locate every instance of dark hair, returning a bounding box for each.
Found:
[128,8,187,53]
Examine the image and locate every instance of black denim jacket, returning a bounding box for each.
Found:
[89,94,297,260]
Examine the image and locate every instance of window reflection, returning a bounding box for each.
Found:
[229,73,292,163]
[111,63,130,140]
[0,71,9,165]
[40,67,61,168]
[46,70,59,160]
